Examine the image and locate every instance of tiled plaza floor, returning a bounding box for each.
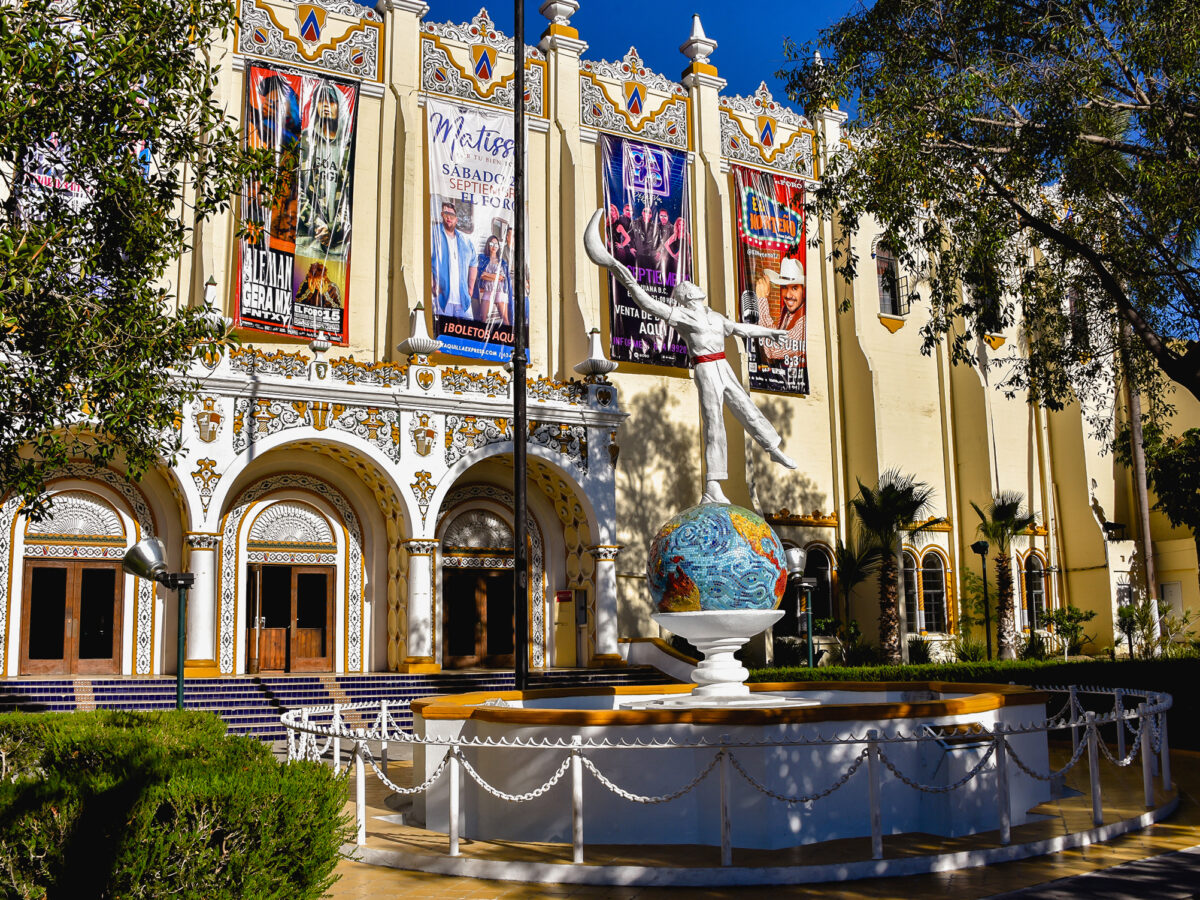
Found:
[323,746,1200,899]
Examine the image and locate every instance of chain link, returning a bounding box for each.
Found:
[876,741,996,793]
[580,751,721,804]
[1003,732,1088,782]
[457,751,573,803]
[1096,724,1143,767]
[358,743,452,796]
[729,748,868,804]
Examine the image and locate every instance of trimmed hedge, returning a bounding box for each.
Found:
[749,658,1200,750]
[0,710,348,900]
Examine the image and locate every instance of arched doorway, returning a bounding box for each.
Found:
[441,509,514,668]
[243,500,336,673]
[19,491,126,675]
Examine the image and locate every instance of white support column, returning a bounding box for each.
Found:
[588,545,623,666]
[402,540,440,672]
[183,533,221,677]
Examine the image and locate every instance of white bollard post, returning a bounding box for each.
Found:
[1086,711,1102,827]
[355,741,366,846]
[448,747,461,857]
[301,709,311,761]
[1160,713,1172,792]
[1140,704,1155,808]
[1115,690,1126,761]
[719,749,732,867]
[994,726,1011,846]
[867,730,883,860]
[332,704,342,772]
[571,736,584,864]
[380,700,389,774]
[1070,686,1080,755]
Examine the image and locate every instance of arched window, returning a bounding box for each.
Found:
[803,546,834,626]
[902,551,920,634]
[1024,554,1045,630]
[876,242,905,316]
[921,552,948,633]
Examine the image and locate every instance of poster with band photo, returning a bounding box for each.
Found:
[599,134,693,369]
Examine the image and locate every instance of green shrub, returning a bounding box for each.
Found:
[906,636,933,664]
[949,633,986,662]
[0,710,348,899]
[748,658,1200,750]
[1019,631,1052,661]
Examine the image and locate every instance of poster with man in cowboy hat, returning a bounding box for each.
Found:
[732,165,809,395]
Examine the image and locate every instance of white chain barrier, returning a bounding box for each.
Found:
[280,684,1173,865]
[729,747,869,804]
[579,751,722,804]
[877,740,997,793]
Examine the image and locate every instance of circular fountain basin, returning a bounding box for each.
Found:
[409,681,1052,850]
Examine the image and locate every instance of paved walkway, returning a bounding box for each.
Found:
[322,748,1200,899]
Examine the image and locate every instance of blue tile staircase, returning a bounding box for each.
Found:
[0,666,677,741]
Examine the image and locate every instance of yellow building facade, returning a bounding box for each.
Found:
[2,0,1196,680]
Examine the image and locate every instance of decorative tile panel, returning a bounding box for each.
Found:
[236,0,383,82]
[719,82,816,176]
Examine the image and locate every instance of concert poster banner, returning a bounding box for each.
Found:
[599,134,693,369]
[237,64,359,343]
[426,97,528,363]
[732,164,808,395]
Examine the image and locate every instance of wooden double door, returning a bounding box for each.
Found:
[246,564,334,673]
[442,568,515,668]
[20,560,123,675]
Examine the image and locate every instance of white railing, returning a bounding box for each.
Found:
[280,685,1174,867]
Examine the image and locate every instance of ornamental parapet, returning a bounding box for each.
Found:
[182,347,626,499]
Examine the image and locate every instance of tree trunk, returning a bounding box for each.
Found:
[996,553,1017,660]
[879,551,901,664]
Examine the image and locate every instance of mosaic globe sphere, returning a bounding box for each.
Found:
[646,503,788,613]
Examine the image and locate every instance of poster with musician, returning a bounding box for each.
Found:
[731,164,808,394]
[599,134,693,369]
[237,64,359,343]
[426,97,528,363]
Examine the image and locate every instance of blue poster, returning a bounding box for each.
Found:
[600,134,693,368]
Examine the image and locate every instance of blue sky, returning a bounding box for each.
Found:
[430,1,857,104]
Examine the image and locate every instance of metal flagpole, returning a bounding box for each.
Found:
[512,0,529,692]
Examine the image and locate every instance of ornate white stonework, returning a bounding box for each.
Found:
[582,47,684,96]
[236,0,382,82]
[580,76,688,149]
[719,82,815,176]
[443,509,514,550]
[232,398,402,463]
[25,492,123,540]
[420,40,545,117]
[249,501,335,545]
[422,8,545,57]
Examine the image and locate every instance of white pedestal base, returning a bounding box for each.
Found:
[650,610,795,708]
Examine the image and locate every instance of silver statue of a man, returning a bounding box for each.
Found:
[584,210,797,504]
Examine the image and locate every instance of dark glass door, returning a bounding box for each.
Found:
[441,568,515,669]
[20,561,122,675]
[247,563,333,673]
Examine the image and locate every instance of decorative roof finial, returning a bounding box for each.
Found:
[539,0,578,26]
[679,13,717,65]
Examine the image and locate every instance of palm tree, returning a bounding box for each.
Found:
[833,533,881,625]
[850,468,939,664]
[972,491,1038,660]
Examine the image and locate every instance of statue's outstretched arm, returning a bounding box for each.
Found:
[584,210,673,321]
[730,320,788,341]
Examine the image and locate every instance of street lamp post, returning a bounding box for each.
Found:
[971,540,992,661]
[123,538,194,710]
[785,546,817,668]
[512,0,529,692]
